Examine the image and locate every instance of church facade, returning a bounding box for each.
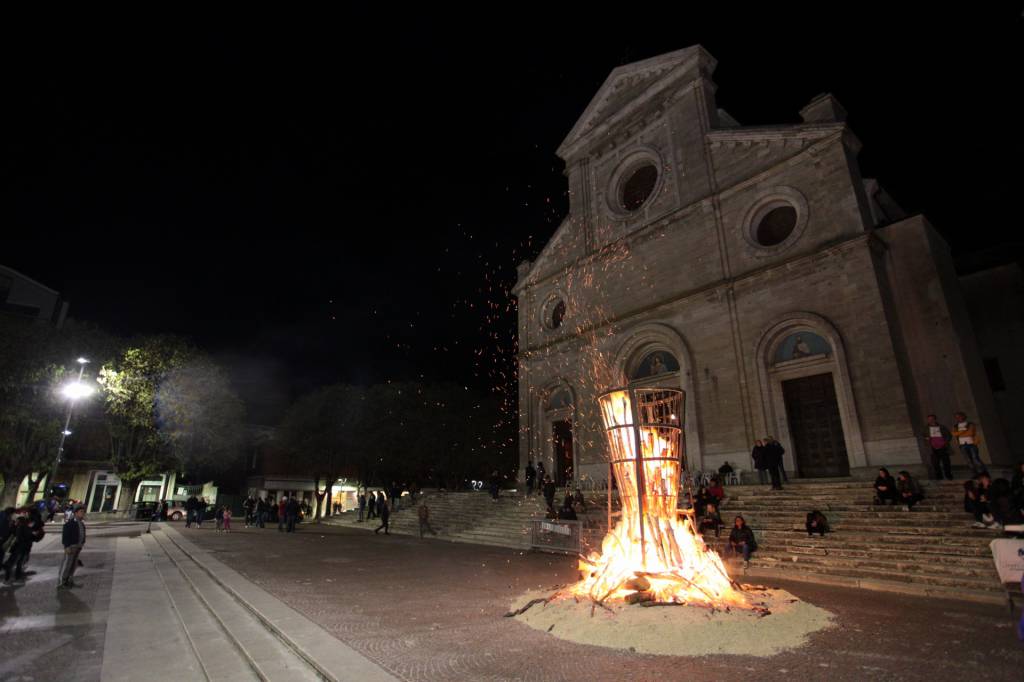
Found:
[514,46,1012,484]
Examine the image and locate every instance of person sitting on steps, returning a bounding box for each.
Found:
[805,510,829,537]
[873,468,899,505]
[896,471,924,510]
[727,515,757,568]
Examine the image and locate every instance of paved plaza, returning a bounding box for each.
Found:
[1,519,1022,681]
[186,522,1022,681]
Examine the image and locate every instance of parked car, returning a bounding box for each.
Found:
[165,500,189,521]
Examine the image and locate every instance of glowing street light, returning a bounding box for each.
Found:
[49,358,93,493]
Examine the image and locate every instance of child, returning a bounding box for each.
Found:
[222,507,232,532]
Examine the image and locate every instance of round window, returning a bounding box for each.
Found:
[620,164,658,212]
[755,205,797,246]
[549,300,566,329]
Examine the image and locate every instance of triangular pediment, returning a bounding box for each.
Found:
[557,46,716,160]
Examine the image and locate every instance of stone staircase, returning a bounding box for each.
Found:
[329,481,1008,604]
[326,490,609,550]
[700,479,1005,603]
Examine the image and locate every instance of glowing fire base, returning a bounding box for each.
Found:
[510,586,835,657]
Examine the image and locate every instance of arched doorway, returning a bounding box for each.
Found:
[543,385,575,487]
[756,315,867,478]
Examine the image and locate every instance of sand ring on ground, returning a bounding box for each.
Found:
[509,587,835,657]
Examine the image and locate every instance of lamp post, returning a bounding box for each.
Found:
[49,358,93,494]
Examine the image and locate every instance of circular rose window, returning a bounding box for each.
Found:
[620,164,658,212]
[755,205,797,246]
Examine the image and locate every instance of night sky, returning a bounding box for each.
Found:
[4,9,1021,424]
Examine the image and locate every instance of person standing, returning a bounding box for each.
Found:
[366,491,377,520]
[418,502,437,538]
[752,440,768,485]
[278,497,288,532]
[285,497,300,533]
[374,500,391,535]
[489,470,501,501]
[764,440,783,490]
[542,476,557,514]
[3,516,34,583]
[765,437,788,483]
[921,414,954,480]
[222,507,232,532]
[357,492,367,522]
[952,412,987,476]
[256,497,268,528]
[185,495,196,528]
[58,505,86,589]
[536,463,547,495]
[525,461,537,496]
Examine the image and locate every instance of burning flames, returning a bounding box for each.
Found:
[568,388,749,609]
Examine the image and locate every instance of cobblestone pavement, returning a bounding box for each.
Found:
[0,522,147,682]
[187,521,1024,682]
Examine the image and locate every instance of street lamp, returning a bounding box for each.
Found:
[49,358,93,495]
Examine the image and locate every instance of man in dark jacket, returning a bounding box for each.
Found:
[525,461,537,496]
[374,500,391,535]
[542,476,557,514]
[765,437,788,484]
[59,505,86,588]
[763,438,783,490]
[3,514,38,582]
[728,516,757,568]
[285,497,300,533]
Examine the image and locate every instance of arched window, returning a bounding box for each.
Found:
[773,332,830,364]
[546,389,573,411]
[628,350,681,381]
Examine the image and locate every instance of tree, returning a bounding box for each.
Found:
[0,317,115,507]
[279,384,369,520]
[156,357,246,481]
[98,335,193,511]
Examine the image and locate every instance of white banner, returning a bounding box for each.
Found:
[990,539,1024,584]
[541,521,571,536]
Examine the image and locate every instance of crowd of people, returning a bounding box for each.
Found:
[240,494,315,532]
[1,501,87,588]
[963,467,1024,530]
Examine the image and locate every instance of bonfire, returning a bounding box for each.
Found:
[537,387,750,614]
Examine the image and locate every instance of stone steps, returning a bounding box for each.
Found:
[149,527,397,681]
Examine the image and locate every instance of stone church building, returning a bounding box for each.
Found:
[514,46,1018,485]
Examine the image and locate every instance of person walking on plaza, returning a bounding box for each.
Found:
[3,515,34,583]
[366,491,377,520]
[525,461,537,496]
[922,414,954,480]
[374,499,391,535]
[185,495,197,528]
[285,497,300,533]
[418,502,437,538]
[58,505,86,589]
[952,412,987,476]
[376,491,386,518]
[751,440,768,485]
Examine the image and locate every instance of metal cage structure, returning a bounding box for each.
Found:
[597,386,685,564]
